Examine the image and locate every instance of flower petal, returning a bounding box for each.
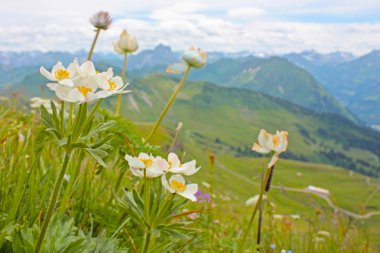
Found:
[161,175,175,193]
[166,62,188,74]
[40,67,56,81]
[252,143,271,154]
[268,155,279,168]
[168,153,181,169]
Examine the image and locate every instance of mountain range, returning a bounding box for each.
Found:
[285,50,380,125]
[1,46,380,125]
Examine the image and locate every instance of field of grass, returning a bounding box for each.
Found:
[0,99,379,252]
[137,121,380,252]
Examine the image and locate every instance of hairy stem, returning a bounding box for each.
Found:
[87,29,100,61]
[142,228,152,253]
[34,151,72,253]
[237,165,274,253]
[144,66,191,144]
[116,53,128,116]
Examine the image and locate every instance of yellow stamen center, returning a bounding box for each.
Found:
[139,158,153,167]
[77,86,92,98]
[170,180,186,192]
[273,135,279,146]
[108,80,117,91]
[54,69,70,80]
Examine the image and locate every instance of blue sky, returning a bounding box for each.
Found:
[1,0,380,54]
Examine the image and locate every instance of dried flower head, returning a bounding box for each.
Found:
[90,11,112,30]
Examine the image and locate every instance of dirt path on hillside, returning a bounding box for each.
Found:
[217,162,380,220]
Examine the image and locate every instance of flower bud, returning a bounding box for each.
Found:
[90,11,112,30]
[182,47,207,68]
[113,30,139,55]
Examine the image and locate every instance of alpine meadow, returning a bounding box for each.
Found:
[1,3,380,253]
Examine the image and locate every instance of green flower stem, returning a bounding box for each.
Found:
[237,165,274,253]
[67,103,74,130]
[142,227,152,253]
[34,151,72,253]
[153,193,175,225]
[115,53,128,116]
[144,66,191,145]
[60,101,65,133]
[87,28,100,61]
[144,170,151,223]
[208,152,215,252]
[111,217,130,238]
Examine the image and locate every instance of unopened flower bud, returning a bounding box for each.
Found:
[182,47,207,68]
[113,30,139,55]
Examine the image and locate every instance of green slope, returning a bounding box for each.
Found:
[189,56,356,121]
[105,74,380,177]
[4,72,380,176]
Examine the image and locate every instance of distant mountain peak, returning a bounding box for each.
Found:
[153,44,172,53]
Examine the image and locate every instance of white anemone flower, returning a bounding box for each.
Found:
[161,174,198,201]
[96,68,130,98]
[252,129,288,155]
[40,61,78,87]
[164,153,200,175]
[125,153,166,178]
[42,59,129,103]
[252,129,288,167]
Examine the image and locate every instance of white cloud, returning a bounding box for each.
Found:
[227,7,267,19]
[0,0,380,55]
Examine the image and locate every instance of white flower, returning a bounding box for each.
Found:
[202,181,210,188]
[182,47,207,69]
[30,97,59,113]
[96,68,130,98]
[113,30,138,55]
[41,59,129,103]
[291,214,301,220]
[125,153,166,178]
[90,11,112,30]
[252,129,288,167]
[164,153,200,175]
[273,214,284,220]
[317,231,330,237]
[245,194,267,206]
[313,237,325,243]
[40,61,78,88]
[161,174,198,201]
[166,47,207,74]
[252,129,288,155]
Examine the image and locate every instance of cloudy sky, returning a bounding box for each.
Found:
[1,0,380,55]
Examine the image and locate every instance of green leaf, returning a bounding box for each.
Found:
[40,105,53,128]
[90,134,114,149]
[84,148,107,167]
[88,121,116,137]
[71,143,90,149]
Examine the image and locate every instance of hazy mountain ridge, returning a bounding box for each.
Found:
[285,50,380,125]
[4,46,380,125]
[188,56,356,121]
